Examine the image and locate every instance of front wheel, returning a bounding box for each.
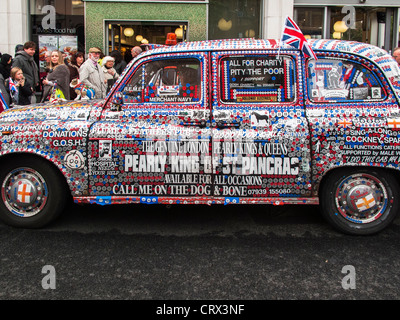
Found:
[320,168,399,235]
[0,156,68,228]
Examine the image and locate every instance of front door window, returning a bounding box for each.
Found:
[122,58,201,104]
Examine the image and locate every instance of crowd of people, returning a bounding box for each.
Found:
[0,41,143,108]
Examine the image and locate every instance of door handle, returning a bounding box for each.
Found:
[216,121,240,129]
[182,120,207,128]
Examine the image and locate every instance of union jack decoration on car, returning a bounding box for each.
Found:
[0,89,8,113]
[280,16,318,60]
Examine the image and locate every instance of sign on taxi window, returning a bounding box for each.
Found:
[307,58,386,102]
[220,55,296,103]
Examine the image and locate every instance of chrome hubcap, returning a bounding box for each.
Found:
[1,168,48,217]
[335,173,388,224]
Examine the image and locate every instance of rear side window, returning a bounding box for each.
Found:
[219,55,296,103]
[123,58,201,104]
[307,58,386,103]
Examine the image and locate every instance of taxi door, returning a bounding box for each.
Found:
[210,50,312,203]
[88,53,212,203]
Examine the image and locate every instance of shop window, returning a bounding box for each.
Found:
[208,0,261,40]
[294,7,324,39]
[106,22,187,61]
[123,58,201,104]
[30,0,84,15]
[330,6,369,43]
[30,0,85,84]
[219,55,296,104]
[307,58,386,103]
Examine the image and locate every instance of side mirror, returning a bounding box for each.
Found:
[110,92,123,111]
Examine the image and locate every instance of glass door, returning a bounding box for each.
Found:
[106,21,188,62]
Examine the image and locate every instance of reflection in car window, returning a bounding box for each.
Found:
[219,55,296,103]
[122,58,201,104]
[307,58,386,103]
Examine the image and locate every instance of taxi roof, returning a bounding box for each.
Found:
[145,38,389,61]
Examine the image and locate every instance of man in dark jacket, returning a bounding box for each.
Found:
[12,41,39,103]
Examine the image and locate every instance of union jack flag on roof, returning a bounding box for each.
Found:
[280,16,317,60]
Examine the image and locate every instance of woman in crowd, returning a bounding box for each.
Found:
[101,56,119,94]
[5,67,33,106]
[68,51,85,99]
[110,50,127,75]
[0,53,12,80]
[42,50,70,101]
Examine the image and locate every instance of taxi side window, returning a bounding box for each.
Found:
[219,55,296,103]
[122,58,201,104]
[307,58,386,102]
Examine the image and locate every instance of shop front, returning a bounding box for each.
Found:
[84,0,208,60]
[294,0,400,52]
[30,0,85,69]
[26,0,85,99]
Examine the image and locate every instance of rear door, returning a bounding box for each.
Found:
[210,50,312,202]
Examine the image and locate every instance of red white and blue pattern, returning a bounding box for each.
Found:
[0,89,9,112]
[8,78,18,104]
[280,16,317,60]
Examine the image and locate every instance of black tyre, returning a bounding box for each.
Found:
[0,156,68,228]
[320,168,400,235]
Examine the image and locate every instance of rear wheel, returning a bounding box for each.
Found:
[0,156,68,228]
[320,168,399,235]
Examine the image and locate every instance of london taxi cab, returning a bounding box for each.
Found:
[0,38,400,235]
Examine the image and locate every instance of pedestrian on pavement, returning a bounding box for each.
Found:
[41,50,70,101]
[101,56,119,94]
[393,47,400,66]
[67,51,85,100]
[94,47,105,66]
[110,50,127,75]
[0,53,12,79]
[79,47,106,99]
[14,44,23,55]
[12,41,39,103]
[6,67,34,106]
[0,73,11,108]
[131,46,142,60]
[44,51,52,72]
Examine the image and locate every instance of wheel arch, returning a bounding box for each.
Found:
[0,151,73,197]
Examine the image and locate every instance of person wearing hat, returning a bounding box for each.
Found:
[101,56,119,94]
[0,53,12,79]
[78,47,107,99]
